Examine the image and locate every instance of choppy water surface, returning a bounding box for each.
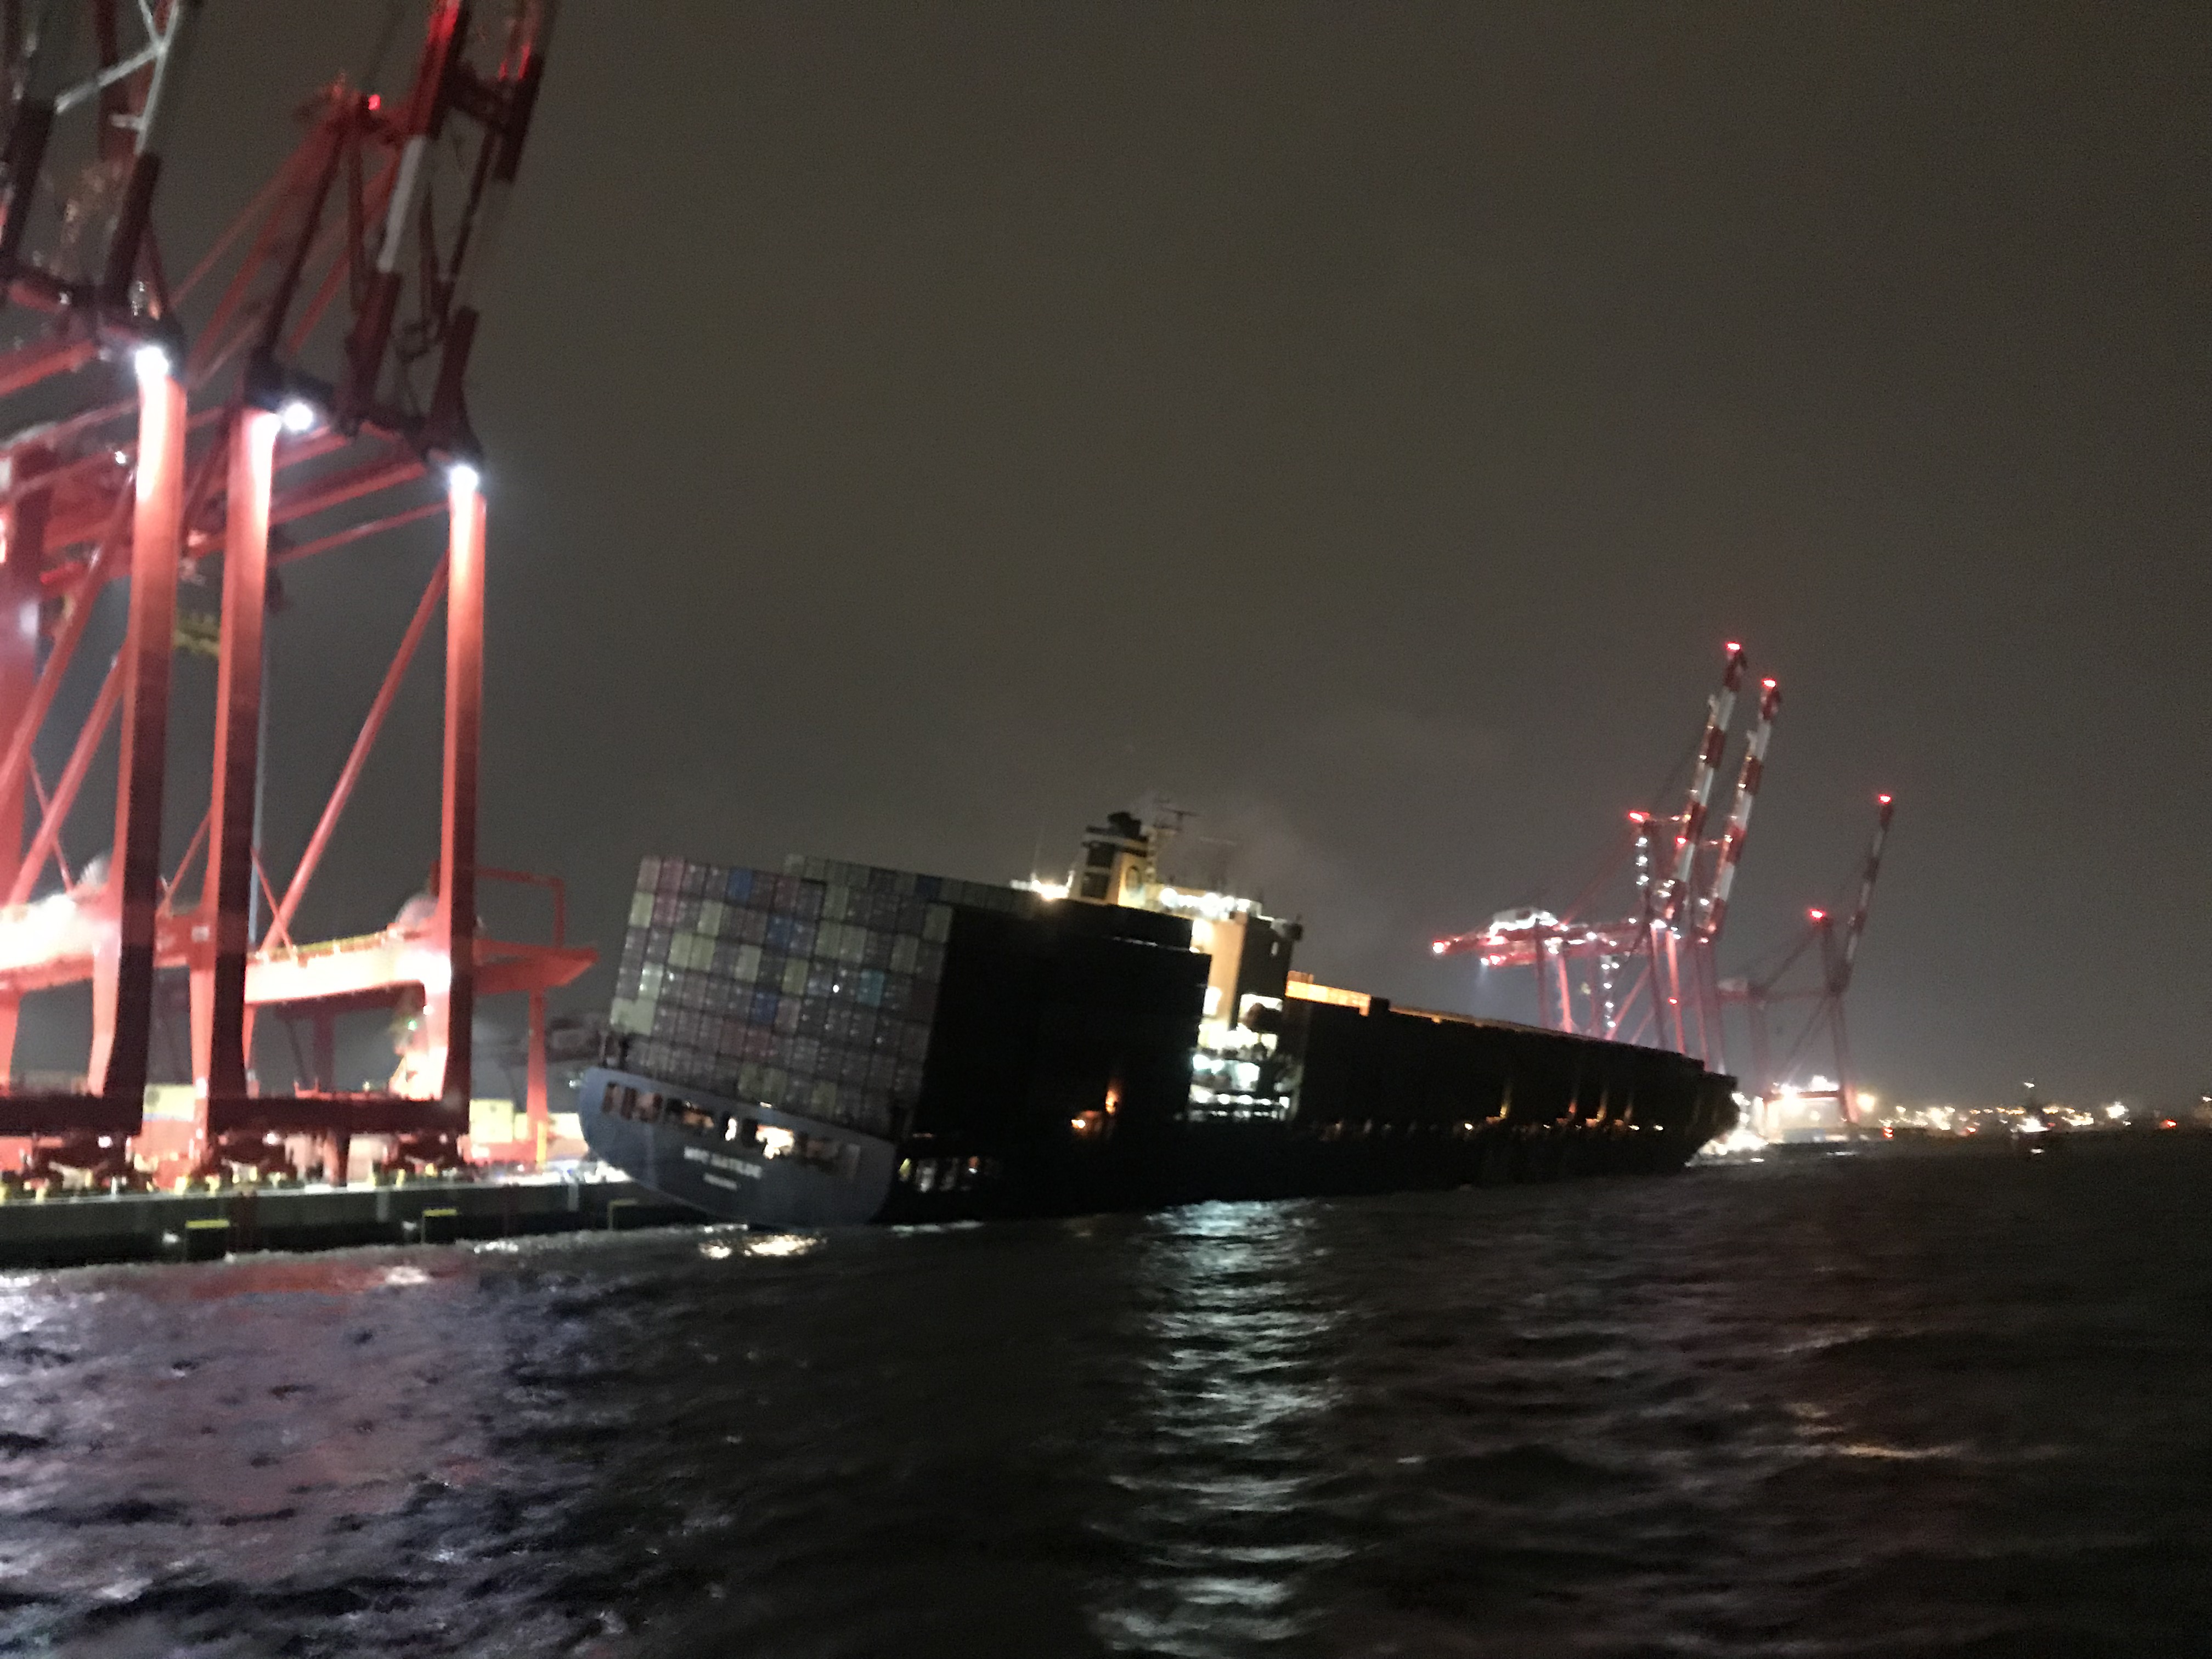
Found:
[3,1139,2207,1658]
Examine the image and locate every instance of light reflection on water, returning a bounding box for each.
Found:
[1092,1201,1351,1655]
[0,1251,532,1633]
[696,1229,820,1262]
[0,1140,2205,1656]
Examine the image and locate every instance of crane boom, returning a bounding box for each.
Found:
[1699,674,1779,943]
[1833,793,1894,994]
[1658,642,1746,923]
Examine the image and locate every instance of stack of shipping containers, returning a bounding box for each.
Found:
[608,855,1041,1143]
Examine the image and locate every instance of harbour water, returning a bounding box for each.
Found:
[2,1136,2205,1656]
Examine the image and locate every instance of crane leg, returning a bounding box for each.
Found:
[89,359,185,1118]
[189,408,276,1145]
[423,471,482,1148]
[0,450,47,1084]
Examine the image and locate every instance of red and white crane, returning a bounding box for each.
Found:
[1656,644,1746,927]
[1430,642,1780,1072]
[0,3,589,1186]
[1720,792,1896,1124]
[1832,793,1895,1001]
[1698,675,1780,947]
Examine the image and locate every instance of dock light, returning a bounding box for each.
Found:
[447,460,481,496]
[1808,908,1826,921]
[278,397,318,435]
[132,342,170,381]
[1877,793,1893,805]
[1724,640,1741,654]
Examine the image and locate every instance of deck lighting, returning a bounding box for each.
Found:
[131,342,171,382]
[447,460,481,496]
[279,397,318,434]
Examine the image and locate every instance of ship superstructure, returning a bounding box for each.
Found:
[1028,811,1301,1125]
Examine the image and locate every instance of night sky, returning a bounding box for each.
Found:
[24,3,2205,1107]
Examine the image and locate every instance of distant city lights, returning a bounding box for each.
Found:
[1739,1086,2158,1144]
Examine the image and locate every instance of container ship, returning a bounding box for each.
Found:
[580,812,1739,1226]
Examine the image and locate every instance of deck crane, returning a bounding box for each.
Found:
[0,2,588,1185]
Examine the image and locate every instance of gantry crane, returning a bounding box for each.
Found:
[1719,792,1895,1121]
[0,2,590,1184]
[1430,642,1780,1072]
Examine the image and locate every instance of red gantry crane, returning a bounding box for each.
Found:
[1430,643,1780,1071]
[0,1,591,1187]
[1718,792,1895,1123]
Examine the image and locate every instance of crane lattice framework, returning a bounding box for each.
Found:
[0,1,591,1182]
[1429,643,1782,1071]
[1719,792,1895,1122]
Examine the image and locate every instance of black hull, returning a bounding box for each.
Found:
[582,1070,900,1227]
[579,1066,1726,1228]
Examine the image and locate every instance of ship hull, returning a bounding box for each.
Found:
[578,1059,1733,1228]
[582,1070,900,1228]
